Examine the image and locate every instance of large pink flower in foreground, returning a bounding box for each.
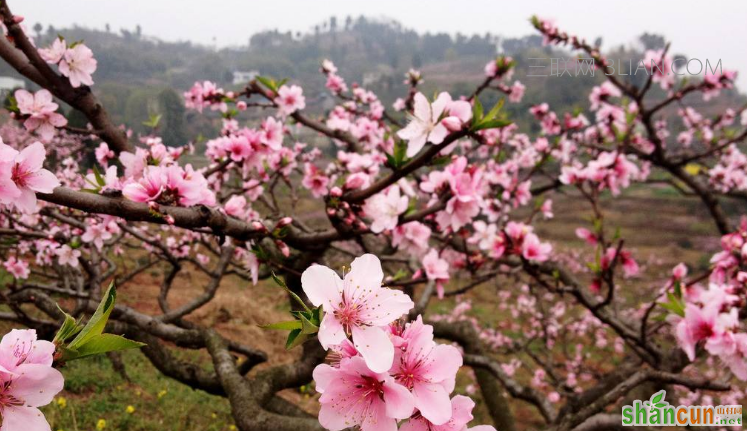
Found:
[0,141,60,213]
[301,254,414,372]
[314,356,414,431]
[391,316,462,425]
[0,329,63,431]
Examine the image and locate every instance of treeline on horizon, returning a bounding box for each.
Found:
[3,16,744,151]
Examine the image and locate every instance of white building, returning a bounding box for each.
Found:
[0,76,24,92]
[233,70,259,86]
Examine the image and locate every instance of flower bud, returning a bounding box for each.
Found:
[441,116,463,132]
[276,217,293,228]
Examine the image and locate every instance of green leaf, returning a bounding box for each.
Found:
[256,76,278,92]
[92,165,106,187]
[271,271,311,312]
[311,305,323,326]
[299,313,319,335]
[68,282,117,350]
[53,306,82,345]
[673,280,682,299]
[261,320,303,331]
[393,140,407,168]
[471,118,512,132]
[655,402,666,408]
[62,334,145,361]
[471,97,484,125]
[285,328,309,350]
[142,114,162,128]
[385,152,397,168]
[651,391,664,404]
[659,294,685,317]
[391,268,408,281]
[484,98,505,122]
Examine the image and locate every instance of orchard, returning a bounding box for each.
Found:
[0,2,745,431]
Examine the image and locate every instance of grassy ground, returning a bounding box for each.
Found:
[43,351,236,431]
[37,188,744,430]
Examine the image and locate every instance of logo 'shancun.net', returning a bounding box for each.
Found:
[622,390,742,427]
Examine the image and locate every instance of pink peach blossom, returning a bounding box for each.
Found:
[301,254,413,372]
[314,356,414,431]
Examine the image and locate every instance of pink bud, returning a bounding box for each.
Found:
[277,217,293,228]
[326,208,336,216]
[672,263,688,280]
[165,215,175,225]
[275,240,290,257]
[251,221,267,231]
[441,116,463,132]
[12,15,24,24]
[236,101,247,111]
[344,174,366,190]
[330,186,343,197]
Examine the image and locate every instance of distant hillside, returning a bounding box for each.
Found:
[4,18,744,146]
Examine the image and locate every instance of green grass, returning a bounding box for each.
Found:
[44,351,236,431]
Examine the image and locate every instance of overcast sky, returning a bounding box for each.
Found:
[13,1,747,88]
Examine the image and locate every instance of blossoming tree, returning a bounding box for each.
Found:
[0,2,745,430]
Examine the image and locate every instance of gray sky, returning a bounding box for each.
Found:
[13,1,747,88]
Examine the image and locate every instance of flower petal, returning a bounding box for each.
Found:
[351,325,393,373]
[24,169,60,194]
[382,379,415,419]
[347,254,384,292]
[1,406,51,431]
[10,364,64,407]
[301,264,342,309]
[16,142,46,175]
[317,314,346,350]
[413,381,452,425]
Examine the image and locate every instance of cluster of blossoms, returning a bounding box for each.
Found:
[483,56,525,103]
[304,255,495,431]
[13,89,68,142]
[38,37,98,87]
[671,219,747,378]
[321,59,349,94]
[470,220,552,264]
[119,138,215,208]
[0,329,64,431]
[183,81,229,113]
[707,111,747,192]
